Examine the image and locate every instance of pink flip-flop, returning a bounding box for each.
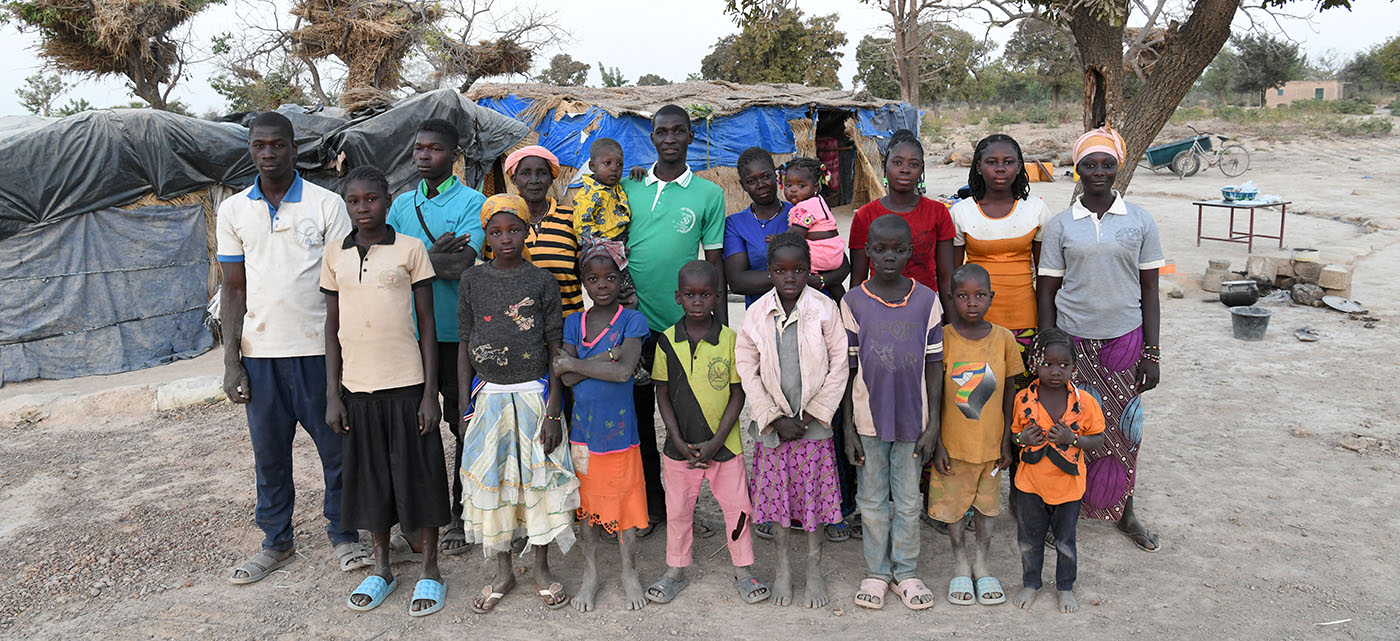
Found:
[854,578,886,609]
[889,578,936,610]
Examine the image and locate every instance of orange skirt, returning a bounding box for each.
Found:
[575,446,650,533]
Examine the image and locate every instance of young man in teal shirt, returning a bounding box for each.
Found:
[385,118,486,555]
[622,104,728,528]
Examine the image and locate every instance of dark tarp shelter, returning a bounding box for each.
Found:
[0,89,528,385]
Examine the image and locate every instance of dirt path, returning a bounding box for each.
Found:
[3,125,1399,639]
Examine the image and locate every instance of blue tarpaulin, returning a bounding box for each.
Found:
[474,96,917,174]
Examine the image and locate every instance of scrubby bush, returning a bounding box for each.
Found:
[987,109,1021,126]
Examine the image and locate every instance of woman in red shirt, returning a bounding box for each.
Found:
[849,130,955,316]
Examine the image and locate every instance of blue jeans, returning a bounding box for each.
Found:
[243,356,357,551]
[856,436,921,582]
[1016,491,1079,591]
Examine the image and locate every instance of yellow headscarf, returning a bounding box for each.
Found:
[480,193,529,230]
[1072,125,1126,165]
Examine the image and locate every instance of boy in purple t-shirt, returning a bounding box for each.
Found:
[840,215,945,611]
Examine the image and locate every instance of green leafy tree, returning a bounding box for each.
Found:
[55,97,93,116]
[599,62,627,87]
[918,24,990,111]
[1002,20,1081,108]
[854,35,901,99]
[1001,0,1349,189]
[15,71,69,116]
[636,73,671,86]
[1231,33,1301,107]
[1197,46,1238,103]
[1377,36,1400,84]
[535,53,590,86]
[701,8,846,87]
[1,0,222,110]
[1340,45,1385,91]
[210,64,313,113]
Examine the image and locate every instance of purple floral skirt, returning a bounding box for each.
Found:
[749,437,844,532]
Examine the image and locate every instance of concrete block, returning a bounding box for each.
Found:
[1245,255,1276,282]
[1318,264,1352,290]
[154,376,226,411]
[1323,286,1352,300]
[1292,261,1323,285]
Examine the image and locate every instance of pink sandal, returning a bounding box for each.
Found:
[854,578,886,609]
[889,578,936,610]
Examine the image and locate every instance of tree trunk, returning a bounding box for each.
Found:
[1051,84,1061,110]
[891,8,920,106]
[1068,0,1240,191]
[126,44,167,110]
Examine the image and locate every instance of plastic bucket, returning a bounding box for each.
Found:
[1230,306,1272,341]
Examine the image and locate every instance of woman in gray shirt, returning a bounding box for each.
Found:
[1036,126,1164,553]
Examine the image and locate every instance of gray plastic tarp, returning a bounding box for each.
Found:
[0,204,213,383]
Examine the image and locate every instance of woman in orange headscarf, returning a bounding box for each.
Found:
[491,145,583,318]
[1033,126,1166,553]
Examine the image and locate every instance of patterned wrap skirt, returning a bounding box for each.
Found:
[749,437,844,532]
[460,379,579,556]
[1071,327,1146,522]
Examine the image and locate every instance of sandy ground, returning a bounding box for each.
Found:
[3,118,1399,640]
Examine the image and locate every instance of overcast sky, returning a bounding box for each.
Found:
[0,0,1395,116]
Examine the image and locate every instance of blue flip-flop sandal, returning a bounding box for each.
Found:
[409,578,446,617]
[975,576,1007,605]
[347,575,398,612]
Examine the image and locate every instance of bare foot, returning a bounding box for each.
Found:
[772,565,792,606]
[1013,586,1039,610]
[1057,589,1079,613]
[803,571,830,609]
[623,566,647,611]
[572,561,598,612]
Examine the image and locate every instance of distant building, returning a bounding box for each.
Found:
[1267,80,1352,107]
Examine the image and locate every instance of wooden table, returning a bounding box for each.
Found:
[1192,199,1290,253]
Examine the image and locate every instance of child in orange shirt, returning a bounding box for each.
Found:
[1009,328,1104,614]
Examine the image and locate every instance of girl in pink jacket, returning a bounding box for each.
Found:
[735,231,849,609]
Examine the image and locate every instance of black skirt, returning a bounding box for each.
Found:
[340,384,451,532]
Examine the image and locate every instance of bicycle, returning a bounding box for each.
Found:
[1170,125,1250,178]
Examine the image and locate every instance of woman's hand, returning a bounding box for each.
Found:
[1137,358,1160,391]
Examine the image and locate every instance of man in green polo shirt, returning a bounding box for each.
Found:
[622,104,727,529]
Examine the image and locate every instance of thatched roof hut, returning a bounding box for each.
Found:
[467,81,918,212]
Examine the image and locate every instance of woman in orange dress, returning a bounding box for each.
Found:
[950,134,1052,363]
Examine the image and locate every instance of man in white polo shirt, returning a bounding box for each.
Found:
[217,112,370,584]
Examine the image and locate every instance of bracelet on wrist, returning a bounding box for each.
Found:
[607,348,617,362]
[543,412,562,422]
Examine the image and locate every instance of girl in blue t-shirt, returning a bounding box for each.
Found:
[554,245,652,612]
